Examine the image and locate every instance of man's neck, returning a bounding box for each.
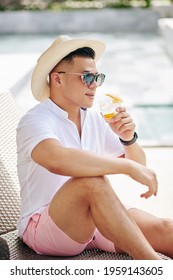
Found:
[50,97,82,137]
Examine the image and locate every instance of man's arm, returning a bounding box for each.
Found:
[120,142,146,166]
[108,107,146,165]
[31,138,157,199]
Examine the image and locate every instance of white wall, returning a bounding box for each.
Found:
[0,7,172,34]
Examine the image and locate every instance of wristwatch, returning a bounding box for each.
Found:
[119,132,138,146]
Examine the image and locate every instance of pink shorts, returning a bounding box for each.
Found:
[22,207,116,256]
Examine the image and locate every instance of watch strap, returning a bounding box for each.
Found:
[119,132,138,146]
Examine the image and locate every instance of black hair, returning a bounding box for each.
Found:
[49,47,95,79]
[62,47,95,62]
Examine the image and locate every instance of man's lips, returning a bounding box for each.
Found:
[85,93,95,99]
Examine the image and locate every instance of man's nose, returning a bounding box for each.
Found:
[88,80,99,89]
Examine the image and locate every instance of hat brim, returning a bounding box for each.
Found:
[31,36,105,101]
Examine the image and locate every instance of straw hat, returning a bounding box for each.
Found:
[31,35,105,101]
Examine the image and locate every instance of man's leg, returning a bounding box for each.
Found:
[49,176,161,259]
[129,208,173,258]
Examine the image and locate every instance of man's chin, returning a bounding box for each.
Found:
[85,101,95,108]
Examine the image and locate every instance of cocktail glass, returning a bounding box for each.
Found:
[98,98,122,121]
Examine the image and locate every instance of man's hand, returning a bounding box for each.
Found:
[107,106,135,141]
[128,161,158,199]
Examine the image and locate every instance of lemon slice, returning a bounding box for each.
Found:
[106,93,123,103]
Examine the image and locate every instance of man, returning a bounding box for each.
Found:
[17,35,173,260]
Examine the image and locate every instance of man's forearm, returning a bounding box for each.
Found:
[32,139,135,178]
[50,146,133,177]
[123,142,146,166]
[32,139,158,198]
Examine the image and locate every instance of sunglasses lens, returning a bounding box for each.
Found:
[96,73,105,86]
[83,73,95,85]
[83,73,105,86]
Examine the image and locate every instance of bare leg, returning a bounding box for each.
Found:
[129,208,173,258]
[49,176,161,259]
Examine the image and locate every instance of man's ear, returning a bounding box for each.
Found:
[51,73,61,86]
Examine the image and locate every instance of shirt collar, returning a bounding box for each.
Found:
[44,98,87,120]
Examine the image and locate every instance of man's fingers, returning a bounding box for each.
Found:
[140,186,158,199]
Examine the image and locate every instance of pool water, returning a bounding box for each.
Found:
[1,32,173,146]
[133,105,173,146]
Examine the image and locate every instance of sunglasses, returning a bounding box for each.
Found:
[57,71,105,87]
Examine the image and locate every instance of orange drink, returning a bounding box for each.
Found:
[98,94,123,121]
[103,112,116,121]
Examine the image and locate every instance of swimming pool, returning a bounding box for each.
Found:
[1,32,173,146]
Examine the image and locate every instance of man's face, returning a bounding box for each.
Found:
[57,56,99,109]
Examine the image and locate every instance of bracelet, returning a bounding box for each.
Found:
[119,132,138,146]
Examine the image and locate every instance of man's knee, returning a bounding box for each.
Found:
[157,219,173,236]
[148,217,173,242]
[71,176,111,196]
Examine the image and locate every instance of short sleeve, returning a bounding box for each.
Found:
[17,113,58,160]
